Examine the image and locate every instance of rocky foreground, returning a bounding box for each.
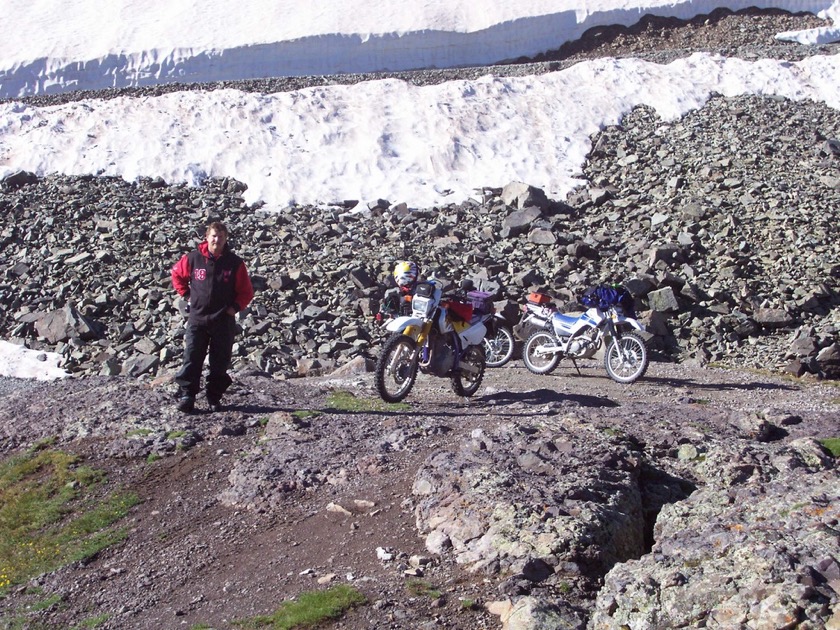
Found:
[0,7,839,630]
[0,359,838,629]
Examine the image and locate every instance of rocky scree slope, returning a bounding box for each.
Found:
[1,91,839,382]
[0,9,840,377]
[1,8,839,382]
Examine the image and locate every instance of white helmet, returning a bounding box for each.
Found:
[393,261,419,288]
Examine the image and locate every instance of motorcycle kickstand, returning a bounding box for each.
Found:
[570,357,582,376]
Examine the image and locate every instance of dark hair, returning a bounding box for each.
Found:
[206,221,228,237]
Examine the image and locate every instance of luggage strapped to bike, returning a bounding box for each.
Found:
[467,290,494,314]
[527,292,552,305]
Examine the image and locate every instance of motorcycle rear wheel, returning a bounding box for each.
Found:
[604,332,648,384]
[483,325,515,368]
[375,333,419,402]
[451,344,485,397]
[523,331,561,375]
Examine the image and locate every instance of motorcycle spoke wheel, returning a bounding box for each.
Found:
[483,325,515,368]
[523,331,560,375]
[604,332,648,384]
[375,334,419,402]
[451,344,485,397]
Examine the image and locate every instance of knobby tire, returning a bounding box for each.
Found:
[375,333,419,402]
[523,331,561,375]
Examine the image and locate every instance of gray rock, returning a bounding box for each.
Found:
[591,439,839,629]
[647,287,679,313]
[501,181,550,210]
[35,304,105,343]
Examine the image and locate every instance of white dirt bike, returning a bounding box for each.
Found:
[375,279,487,402]
[522,288,649,384]
[512,292,559,345]
[461,289,515,368]
[482,315,515,368]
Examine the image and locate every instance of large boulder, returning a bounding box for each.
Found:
[590,438,839,629]
[501,181,550,211]
[413,417,646,578]
[35,304,105,343]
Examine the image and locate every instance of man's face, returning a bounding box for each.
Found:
[206,228,227,256]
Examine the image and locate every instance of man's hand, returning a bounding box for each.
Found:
[225,306,237,316]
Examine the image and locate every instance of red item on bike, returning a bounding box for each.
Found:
[446,300,474,322]
[527,292,552,305]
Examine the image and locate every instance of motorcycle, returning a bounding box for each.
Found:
[522,287,649,384]
[482,315,515,368]
[462,289,515,368]
[512,292,559,344]
[375,279,487,402]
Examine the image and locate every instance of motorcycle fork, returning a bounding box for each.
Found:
[416,321,434,365]
[602,320,628,363]
[450,330,464,372]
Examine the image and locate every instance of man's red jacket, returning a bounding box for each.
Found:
[171,241,254,325]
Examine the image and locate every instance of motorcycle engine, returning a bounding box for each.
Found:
[427,335,455,376]
[568,335,599,359]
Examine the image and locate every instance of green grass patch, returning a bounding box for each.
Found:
[166,430,187,440]
[0,449,139,593]
[30,593,62,611]
[125,428,154,437]
[31,437,57,451]
[234,584,366,629]
[291,410,322,420]
[72,613,111,628]
[820,438,840,457]
[146,453,162,464]
[326,390,409,413]
[406,579,442,599]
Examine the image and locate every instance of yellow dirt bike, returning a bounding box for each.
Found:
[375,279,487,402]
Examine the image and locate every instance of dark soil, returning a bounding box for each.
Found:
[1,357,838,629]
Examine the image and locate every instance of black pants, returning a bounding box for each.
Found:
[175,316,236,400]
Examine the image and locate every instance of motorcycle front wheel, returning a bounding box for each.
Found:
[483,325,515,368]
[451,344,485,397]
[523,331,561,375]
[604,332,648,384]
[375,333,419,402]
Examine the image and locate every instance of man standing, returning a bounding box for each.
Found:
[171,222,254,412]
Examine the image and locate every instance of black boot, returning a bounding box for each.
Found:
[176,395,195,413]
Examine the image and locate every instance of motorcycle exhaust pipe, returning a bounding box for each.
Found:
[535,343,564,354]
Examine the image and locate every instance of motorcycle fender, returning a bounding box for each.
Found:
[616,316,645,332]
[385,315,423,333]
[460,321,487,346]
